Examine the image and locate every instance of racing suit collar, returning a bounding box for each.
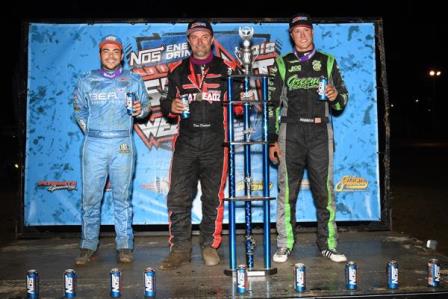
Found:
[189,52,213,66]
[100,67,123,79]
[294,46,316,62]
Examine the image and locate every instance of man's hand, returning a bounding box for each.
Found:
[171,98,186,114]
[269,142,283,164]
[326,84,339,102]
[132,101,142,116]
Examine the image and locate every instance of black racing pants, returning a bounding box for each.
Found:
[276,121,338,251]
[167,129,227,252]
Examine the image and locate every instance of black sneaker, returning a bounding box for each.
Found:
[75,249,95,266]
[321,249,347,263]
[118,249,134,263]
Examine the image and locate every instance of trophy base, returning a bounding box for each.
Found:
[224,267,278,276]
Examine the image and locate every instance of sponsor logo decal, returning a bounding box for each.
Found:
[38,181,77,192]
[119,143,131,153]
[335,176,368,192]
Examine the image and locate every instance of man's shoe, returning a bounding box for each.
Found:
[321,249,347,263]
[273,247,291,263]
[75,249,95,266]
[118,249,134,263]
[159,250,191,270]
[202,247,220,266]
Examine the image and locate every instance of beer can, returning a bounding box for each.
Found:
[387,260,399,289]
[63,269,76,298]
[294,263,306,292]
[427,258,440,287]
[180,95,190,119]
[144,267,156,298]
[110,268,121,298]
[345,261,357,290]
[318,76,327,100]
[26,269,39,299]
[126,92,136,115]
[237,264,247,294]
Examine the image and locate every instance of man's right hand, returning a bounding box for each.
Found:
[269,142,282,164]
[171,98,185,114]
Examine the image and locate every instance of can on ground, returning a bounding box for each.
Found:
[110,268,121,298]
[26,269,39,299]
[427,258,440,287]
[387,260,399,289]
[237,264,248,294]
[294,263,306,292]
[63,269,77,298]
[345,261,357,290]
[144,267,156,298]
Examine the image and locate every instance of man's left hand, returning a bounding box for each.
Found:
[132,101,142,116]
[325,85,338,101]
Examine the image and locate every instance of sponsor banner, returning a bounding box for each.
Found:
[25,22,380,225]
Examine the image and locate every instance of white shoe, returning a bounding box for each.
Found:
[273,247,291,263]
[321,249,347,263]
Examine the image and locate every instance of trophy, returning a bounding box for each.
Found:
[238,26,255,74]
[225,25,276,276]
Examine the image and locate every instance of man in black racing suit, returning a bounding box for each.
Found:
[160,20,242,270]
[268,13,349,263]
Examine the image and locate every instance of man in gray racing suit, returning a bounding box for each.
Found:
[73,35,150,265]
[269,14,349,263]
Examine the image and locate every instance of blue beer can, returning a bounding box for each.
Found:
[294,263,306,292]
[427,258,440,287]
[387,260,399,289]
[345,261,357,290]
[63,269,76,298]
[237,264,247,294]
[318,76,327,100]
[26,269,39,299]
[110,268,121,298]
[126,92,136,115]
[144,267,156,298]
[180,95,190,119]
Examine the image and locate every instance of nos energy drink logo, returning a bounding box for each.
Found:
[127,29,278,151]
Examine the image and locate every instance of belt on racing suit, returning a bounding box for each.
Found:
[87,130,131,138]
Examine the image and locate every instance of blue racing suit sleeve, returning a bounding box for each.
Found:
[135,77,151,119]
[73,77,89,133]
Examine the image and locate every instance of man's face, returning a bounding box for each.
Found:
[188,30,214,59]
[100,44,123,70]
[290,26,314,52]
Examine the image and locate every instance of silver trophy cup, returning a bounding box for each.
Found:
[238,26,255,74]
